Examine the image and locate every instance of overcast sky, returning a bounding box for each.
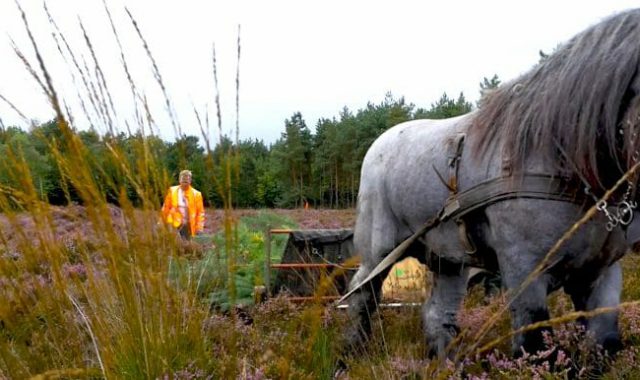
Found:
[0,1,638,145]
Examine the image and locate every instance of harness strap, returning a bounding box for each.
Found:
[336,174,583,305]
[444,133,478,253]
[440,173,583,222]
[447,133,466,193]
[335,215,441,305]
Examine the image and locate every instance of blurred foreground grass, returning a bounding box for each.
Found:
[2,198,640,379]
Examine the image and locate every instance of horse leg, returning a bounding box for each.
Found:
[344,199,397,352]
[423,259,468,359]
[344,265,391,350]
[498,250,552,355]
[565,261,623,354]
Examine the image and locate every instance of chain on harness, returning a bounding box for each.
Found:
[594,191,637,231]
[592,120,639,231]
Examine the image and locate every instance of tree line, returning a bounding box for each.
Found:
[0,78,499,209]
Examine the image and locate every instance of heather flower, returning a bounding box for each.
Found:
[464,373,489,380]
[62,263,87,280]
[389,356,425,375]
[554,349,570,367]
[621,303,640,338]
[244,368,269,380]
[157,362,214,380]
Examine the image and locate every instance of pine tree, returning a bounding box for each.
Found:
[418,92,472,119]
[477,74,501,107]
[274,112,313,207]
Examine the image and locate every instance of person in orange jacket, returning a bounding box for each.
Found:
[161,170,205,239]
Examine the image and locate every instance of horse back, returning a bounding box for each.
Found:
[359,113,484,228]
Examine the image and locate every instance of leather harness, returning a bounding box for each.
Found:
[439,133,583,255]
[336,133,587,305]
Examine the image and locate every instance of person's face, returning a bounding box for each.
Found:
[179,174,192,190]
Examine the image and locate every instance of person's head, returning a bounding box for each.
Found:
[179,170,192,190]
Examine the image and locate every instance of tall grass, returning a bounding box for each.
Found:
[169,212,295,311]
[0,2,237,378]
[0,3,353,378]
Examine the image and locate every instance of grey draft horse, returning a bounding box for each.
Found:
[345,8,640,359]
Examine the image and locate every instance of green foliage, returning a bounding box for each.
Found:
[169,212,297,312]
[0,129,55,203]
[477,74,501,107]
[2,85,488,209]
[234,139,270,207]
[271,112,314,208]
[414,92,473,120]
[307,93,415,208]
[255,168,281,207]
[622,254,640,300]
[166,135,207,202]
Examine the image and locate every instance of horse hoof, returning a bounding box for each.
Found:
[601,332,623,355]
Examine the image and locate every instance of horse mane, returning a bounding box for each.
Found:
[471,8,640,191]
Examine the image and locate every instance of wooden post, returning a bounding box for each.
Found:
[264,227,271,297]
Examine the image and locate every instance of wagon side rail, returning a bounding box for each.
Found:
[260,228,358,303]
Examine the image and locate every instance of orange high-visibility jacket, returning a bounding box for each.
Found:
[161,185,205,236]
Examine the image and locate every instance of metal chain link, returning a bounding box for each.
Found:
[595,119,639,231]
